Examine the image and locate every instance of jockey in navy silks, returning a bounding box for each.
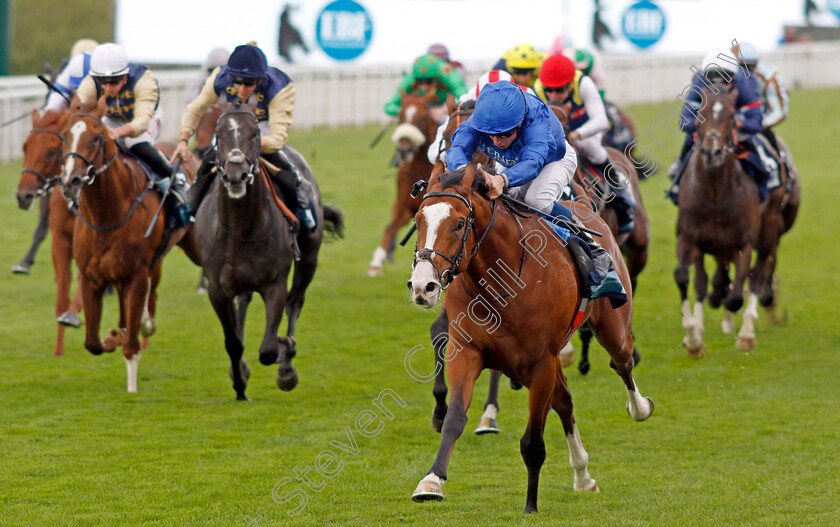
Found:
[667,50,775,204]
[446,81,625,301]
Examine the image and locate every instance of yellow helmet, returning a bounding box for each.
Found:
[505,43,543,70]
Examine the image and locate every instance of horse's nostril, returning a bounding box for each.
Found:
[425,282,438,293]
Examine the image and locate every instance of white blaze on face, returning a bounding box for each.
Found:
[404,105,417,124]
[228,118,240,146]
[419,202,452,251]
[65,121,87,179]
[712,101,724,121]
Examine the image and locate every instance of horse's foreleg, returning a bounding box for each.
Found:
[736,292,760,352]
[262,282,298,392]
[122,271,150,393]
[51,229,75,357]
[140,264,161,344]
[578,326,593,375]
[551,363,598,495]
[520,356,556,514]
[286,241,318,340]
[676,238,704,356]
[208,287,248,400]
[412,346,482,503]
[430,308,449,433]
[14,193,51,272]
[368,202,414,277]
[235,291,253,342]
[80,277,106,355]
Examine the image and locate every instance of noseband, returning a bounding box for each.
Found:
[62,114,118,186]
[22,128,64,195]
[413,189,496,289]
[214,109,260,184]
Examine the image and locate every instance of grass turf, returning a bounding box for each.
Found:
[0,89,838,526]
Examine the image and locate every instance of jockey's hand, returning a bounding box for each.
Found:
[170,140,192,164]
[105,125,131,141]
[734,115,744,129]
[477,163,505,199]
[568,130,581,141]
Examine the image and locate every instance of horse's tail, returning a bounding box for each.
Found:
[322,205,345,239]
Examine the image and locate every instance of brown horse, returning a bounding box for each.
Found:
[367,93,440,276]
[193,105,222,161]
[407,164,653,512]
[676,87,799,355]
[16,109,83,357]
[59,100,200,391]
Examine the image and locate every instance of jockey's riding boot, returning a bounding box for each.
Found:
[570,215,625,301]
[164,171,194,229]
[129,142,194,228]
[264,150,317,231]
[187,157,216,212]
[594,160,636,234]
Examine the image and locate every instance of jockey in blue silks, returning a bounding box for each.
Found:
[446,81,625,299]
[667,50,770,204]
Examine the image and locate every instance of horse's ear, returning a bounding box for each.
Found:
[729,88,740,105]
[446,93,456,114]
[461,164,476,190]
[31,109,40,126]
[429,161,445,188]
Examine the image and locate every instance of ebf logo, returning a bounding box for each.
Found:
[316,0,373,61]
[622,0,666,49]
[828,0,840,20]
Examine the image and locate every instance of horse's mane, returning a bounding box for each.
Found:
[457,99,475,111]
[37,109,64,127]
[438,165,490,197]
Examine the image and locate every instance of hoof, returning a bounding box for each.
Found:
[278,335,297,359]
[259,349,279,366]
[683,336,705,358]
[367,266,383,277]
[523,505,538,514]
[559,344,575,367]
[578,358,591,375]
[412,475,444,502]
[736,336,755,351]
[721,318,735,334]
[764,306,782,326]
[277,366,299,391]
[101,328,124,352]
[509,379,523,390]
[57,312,81,328]
[235,393,251,401]
[474,416,500,435]
[228,358,251,383]
[11,262,31,274]
[140,317,156,338]
[627,397,655,422]
[53,349,64,357]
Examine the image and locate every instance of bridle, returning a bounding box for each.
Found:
[412,188,497,290]
[22,128,64,196]
[62,114,119,187]
[214,108,260,185]
[438,101,474,156]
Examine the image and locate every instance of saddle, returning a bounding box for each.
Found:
[734,134,787,201]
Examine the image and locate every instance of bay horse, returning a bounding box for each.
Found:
[196,103,341,400]
[676,86,799,355]
[16,109,83,357]
[407,164,653,512]
[367,92,439,276]
[59,100,201,392]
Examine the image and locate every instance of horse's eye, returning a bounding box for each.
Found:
[455,218,465,231]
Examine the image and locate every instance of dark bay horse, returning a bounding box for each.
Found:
[676,87,799,355]
[367,93,439,276]
[197,103,341,400]
[60,100,200,392]
[16,109,83,356]
[407,164,653,512]
[193,105,222,161]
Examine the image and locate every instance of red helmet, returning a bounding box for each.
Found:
[539,54,576,87]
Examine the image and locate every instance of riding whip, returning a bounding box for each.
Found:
[369,118,396,149]
[37,75,72,105]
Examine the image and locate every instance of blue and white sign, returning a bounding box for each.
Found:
[316,0,373,61]
[828,0,840,21]
[622,0,666,50]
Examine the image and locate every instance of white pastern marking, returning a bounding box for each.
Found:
[419,202,452,252]
[712,101,724,120]
[65,121,87,179]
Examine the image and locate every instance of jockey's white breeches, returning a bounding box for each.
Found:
[104,108,164,149]
[508,141,577,213]
[574,132,608,165]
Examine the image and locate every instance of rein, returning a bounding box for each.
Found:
[413,190,497,289]
[73,181,153,232]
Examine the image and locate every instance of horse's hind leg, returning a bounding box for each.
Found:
[261,282,297,391]
[578,326,593,375]
[430,308,449,433]
[589,304,653,421]
[12,193,50,273]
[209,288,248,400]
[52,227,75,357]
[412,347,482,503]
[368,200,414,277]
[551,363,598,494]
[285,237,320,340]
[475,370,501,435]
